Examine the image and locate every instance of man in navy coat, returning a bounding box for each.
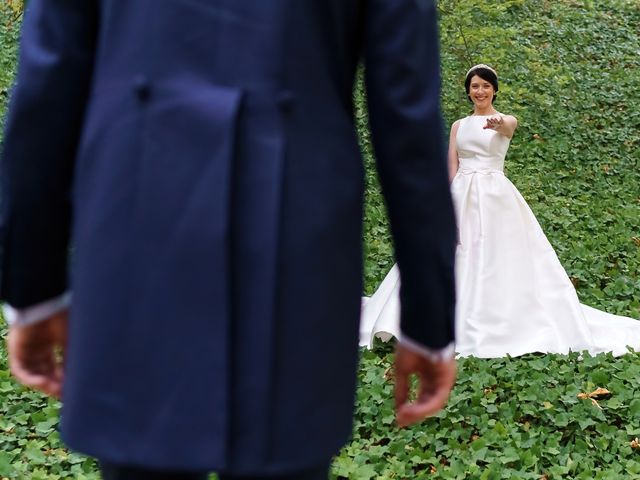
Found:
[1,0,457,478]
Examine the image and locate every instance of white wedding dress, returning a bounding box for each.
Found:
[360,114,640,357]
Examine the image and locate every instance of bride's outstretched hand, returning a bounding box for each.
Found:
[394,344,456,427]
[483,115,503,130]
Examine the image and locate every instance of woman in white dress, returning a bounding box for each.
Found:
[360,64,640,358]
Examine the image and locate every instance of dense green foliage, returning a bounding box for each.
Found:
[0,0,639,478]
[339,349,640,479]
[0,1,20,133]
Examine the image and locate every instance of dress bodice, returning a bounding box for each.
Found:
[456,115,511,173]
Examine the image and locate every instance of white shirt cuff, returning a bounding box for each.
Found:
[398,332,455,362]
[3,292,71,327]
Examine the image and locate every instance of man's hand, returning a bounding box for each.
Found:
[394,343,456,427]
[7,310,68,399]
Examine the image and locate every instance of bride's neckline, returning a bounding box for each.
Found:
[471,112,500,117]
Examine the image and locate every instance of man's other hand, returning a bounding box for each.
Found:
[7,310,68,399]
[394,343,456,427]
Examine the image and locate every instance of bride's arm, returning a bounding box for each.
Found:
[448,120,460,182]
[485,115,518,138]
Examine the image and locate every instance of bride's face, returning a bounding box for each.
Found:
[468,75,495,109]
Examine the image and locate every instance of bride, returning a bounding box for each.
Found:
[360,64,640,358]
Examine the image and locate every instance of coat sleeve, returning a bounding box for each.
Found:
[0,0,98,307]
[363,0,456,349]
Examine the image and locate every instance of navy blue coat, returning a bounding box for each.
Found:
[0,0,456,474]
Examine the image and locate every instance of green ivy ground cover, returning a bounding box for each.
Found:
[1,0,639,478]
[0,2,19,133]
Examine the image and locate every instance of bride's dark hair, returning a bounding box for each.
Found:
[465,66,499,103]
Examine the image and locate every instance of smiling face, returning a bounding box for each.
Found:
[468,75,496,109]
[464,67,499,111]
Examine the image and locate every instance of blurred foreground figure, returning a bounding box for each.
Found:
[1,1,456,478]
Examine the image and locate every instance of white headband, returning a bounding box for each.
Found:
[466,64,497,78]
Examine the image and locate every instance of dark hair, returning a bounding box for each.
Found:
[465,67,499,103]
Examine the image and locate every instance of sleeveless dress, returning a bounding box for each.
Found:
[360,114,640,357]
